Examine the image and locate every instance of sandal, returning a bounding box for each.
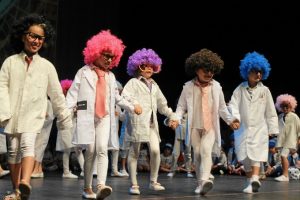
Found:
[2,190,21,200]
[19,182,31,200]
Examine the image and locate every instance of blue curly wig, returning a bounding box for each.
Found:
[239,51,271,80]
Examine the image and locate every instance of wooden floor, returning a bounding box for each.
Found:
[1,172,299,200]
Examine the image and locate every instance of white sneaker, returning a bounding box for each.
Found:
[96,185,112,200]
[80,171,84,177]
[31,172,44,178]
[200,180,213,195]
[194,185,201,194]
[0,170,10,178]
[119,169,129,176]
[111,171,127,177]
[129,185,140,195]
[149,182,165,191]
[62,172,78,179]
[209,174,215,180]
[243,183,253,194]
[167,172,174,177]
[274,175,289,182]
[187,172,194,178]
[82,191,96,199]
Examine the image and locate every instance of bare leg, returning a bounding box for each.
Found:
[121,157,127,170]
[281,156,289,177]
[9,163,21,190]
[20,156,35,184]
[32,161,43,174]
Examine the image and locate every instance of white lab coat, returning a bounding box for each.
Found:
[121,77,176,142]
[0,52,71,134]
[229,81,279,162]
[66,65,134,150]
[176,79,233,154]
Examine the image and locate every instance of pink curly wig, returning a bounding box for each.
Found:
[60,79,73,95]
[275,94,297,112]
[83,30,125,68]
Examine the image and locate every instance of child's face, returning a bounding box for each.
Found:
[196,68,214,84]
[93,51,115,71]
[139,64,154,79]
[163,148,172,156]
[247,69,262,87]
[280,102,292,115]
[22,25,45,56]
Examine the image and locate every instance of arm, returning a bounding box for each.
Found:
[265,88,279,135]
[0,59,12,124]
[156,85,176,120]
[120,79,142,114]
[47,65,72,130]
[228,86,241,123]
[175,85,188,122]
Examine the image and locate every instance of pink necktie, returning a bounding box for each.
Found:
[25,56,32,65]
[94,68,107,118]
[201,86,212,131]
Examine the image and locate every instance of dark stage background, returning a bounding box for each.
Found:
[1,0,299,145]
[55,1,300,144]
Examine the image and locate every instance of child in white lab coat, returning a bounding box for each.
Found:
[228,51,279,193]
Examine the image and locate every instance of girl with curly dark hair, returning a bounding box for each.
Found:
[0,14,71,200]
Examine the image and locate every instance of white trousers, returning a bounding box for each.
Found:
[84,115,110,188]
[241,157,260,172]
[128,127,160,185]
[191,128,215,183]
[110,149,119,173]
[7,132,37,164]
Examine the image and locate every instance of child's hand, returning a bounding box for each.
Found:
[230,119,240,130]
[169,120,179,130]
[134,104,142,115]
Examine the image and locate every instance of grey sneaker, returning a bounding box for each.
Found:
[149,182,165,191]
[129,185,140,195]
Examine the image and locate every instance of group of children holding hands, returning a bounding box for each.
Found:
[0,14,299,200]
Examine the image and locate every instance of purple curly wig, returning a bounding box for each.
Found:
[83,30,125,69]
[127,48,162,77]
[275,94,297,112]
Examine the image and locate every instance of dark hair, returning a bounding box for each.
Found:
[185,48,224,77]
[10,13,55,53]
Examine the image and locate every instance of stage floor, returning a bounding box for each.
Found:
[1,172,299,200]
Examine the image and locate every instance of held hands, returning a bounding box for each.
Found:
[164,118,179,130]
[230,119,240,130]
[169,120,179,130]
[134,104,142,115]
